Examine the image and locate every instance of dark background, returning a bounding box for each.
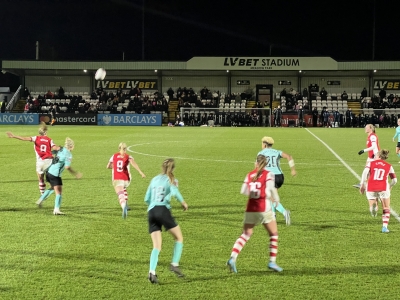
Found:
[0,0,398,90]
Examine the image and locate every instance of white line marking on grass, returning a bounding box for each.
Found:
[305,128,400,222]
[127,143,251,163]
[127,142,373,166]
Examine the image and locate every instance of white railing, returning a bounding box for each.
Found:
[6,85,22,112]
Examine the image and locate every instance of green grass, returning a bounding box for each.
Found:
[1,125,400,299]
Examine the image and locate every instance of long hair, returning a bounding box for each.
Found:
[162,158,176,184]
[38,122,48,136]
[377,149,389,160]
[118,142,127,157]
[65,137,74,150]
[252,154,267,182]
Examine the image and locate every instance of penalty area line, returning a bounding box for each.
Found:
[305,128,400,223]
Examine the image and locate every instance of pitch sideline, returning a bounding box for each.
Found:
[305,128,400,222]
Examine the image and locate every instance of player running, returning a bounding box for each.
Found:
[227,154,283,273]
[359,149,397,232]
[257,136,296,225]
[145,158,188,284]
[107,142,146,219]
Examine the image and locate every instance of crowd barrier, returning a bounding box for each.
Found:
[0,113,162,126]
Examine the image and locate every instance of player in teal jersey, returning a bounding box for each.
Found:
[36,137,82,215]
[257,136,296,225]
[392,119,400,161]
[144,158,188,284]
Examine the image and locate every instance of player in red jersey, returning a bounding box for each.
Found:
[106,142,146,219]
[226,154,283,273]
[6,122,59,195]
[354,124,381,190]
[359,149,397,233]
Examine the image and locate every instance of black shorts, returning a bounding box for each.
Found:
[148,206,178,233]
[397,142,400,148]
[275,174,284,189]
[46,172,62,187]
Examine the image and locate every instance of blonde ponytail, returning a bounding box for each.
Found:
[162,158,176,184]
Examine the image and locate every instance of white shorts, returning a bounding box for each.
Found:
[366,190,390,200]
[36,158,53,174]
[243,211,275,225]
[113,180,130,189]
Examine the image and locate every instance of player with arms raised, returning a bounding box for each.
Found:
[6,122,59,195]
[359,149,396,232]
[107,142,146,219]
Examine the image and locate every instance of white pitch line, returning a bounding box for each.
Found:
[305,128,400,222]
[127,143,380,166]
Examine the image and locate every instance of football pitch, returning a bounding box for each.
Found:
[1,125,400,299]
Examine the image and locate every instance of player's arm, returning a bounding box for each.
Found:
[6,132,31,141]
[129,157,146,178]
[359,167,370,194]
[170,184,188,211]
[240,175,250,196]
[359,143,377,155]
[144,182,152,205]
[106,156,113,169]
[65,157,82,179]
[65,166,82,179]
[389,167,397,188]
[281,152,296,176]
[359,136,377,155]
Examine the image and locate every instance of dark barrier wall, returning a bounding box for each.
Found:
[98,114,162,126]
[0,113,162,126]
[0,113,38,124]
[39,114,97,125]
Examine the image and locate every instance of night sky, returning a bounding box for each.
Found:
[0,0,398,62]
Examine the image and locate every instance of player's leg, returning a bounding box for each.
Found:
[273,175,290,224]
[396,145,400,160]
[149,231,162,284]
[148,209,161,284]
[168,225,185,277]
[53,184,64,215]
[227,220,254,273]
[36,160,47,195]
[263,216,283,272]
[368,198,378,217]
[381,196,391,233]
[36,172,55,207]
[161,208,185,277]
[113,182,127,218]
[124,181,130,211]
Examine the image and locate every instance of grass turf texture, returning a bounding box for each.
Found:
[1,125,400,299]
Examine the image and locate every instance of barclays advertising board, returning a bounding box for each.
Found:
[0,113,39,125]
[98,114,162,126]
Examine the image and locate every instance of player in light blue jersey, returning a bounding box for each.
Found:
[392,119,400,161]
[144,158,188,284]
[36,137,82,215]
[257,136,296,225]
